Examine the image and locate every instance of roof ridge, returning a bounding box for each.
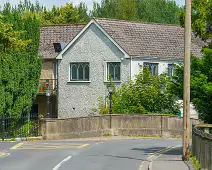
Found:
[41,23,87,27]
[94,17,182,28]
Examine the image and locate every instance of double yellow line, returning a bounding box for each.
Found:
[10,142,24,150]
[148,146,173,159]
[139,145,177,170]
[0,152,10,157]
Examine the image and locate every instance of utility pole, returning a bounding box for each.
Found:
[182,0,192,161]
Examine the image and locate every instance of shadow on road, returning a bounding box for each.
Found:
[163,147,183,156]
[81,154,146,161]
[131,146,183,156]
[132,147,166,155]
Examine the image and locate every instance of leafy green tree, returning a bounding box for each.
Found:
[1,0,90,25]
[170,49,212,123]
[179,0,212,42]
[91,0,120,19]
[174,0,212,123]
[40,7,52,25]
[177,0,212,123]
[117,0,138,20]
[139,0,182,24]
[91,0,181,24]
[0,3,42,117]
[76,2,91,23]
[91,0,138,20]
[51,3,80,24]
[0,16,31,52]
[96,69,179,114]
[0,52,42,116]
[41,2,90,25]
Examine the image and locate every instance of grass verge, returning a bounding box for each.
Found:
[190,156,201,170]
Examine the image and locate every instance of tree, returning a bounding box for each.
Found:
[41,2,90,25]
[96,69,179,115]
[139,0,182,24]
[177,0,212,123]
[91,0,121,19]
[170,50,212,123]
[0,3,42,117]
[179,0,212,42]
[91,0,138,20]
[91,0,182,24]
[0,15,31,52]
[51,3,80,24]
[117,0,138,20]
[76,2,91,23]
[2,0,90,25]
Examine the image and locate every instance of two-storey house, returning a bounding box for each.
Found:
[36,18,203,118]
[33,24,85,118]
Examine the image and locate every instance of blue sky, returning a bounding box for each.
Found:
[0,0,185,11]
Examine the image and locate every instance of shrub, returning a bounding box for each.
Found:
[95,69,180,115]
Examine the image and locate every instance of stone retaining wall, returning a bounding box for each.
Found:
[40,114,200,140]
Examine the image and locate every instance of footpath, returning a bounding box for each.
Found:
[152,146,194,170]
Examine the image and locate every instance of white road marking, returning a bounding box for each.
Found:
[53,156,72,170]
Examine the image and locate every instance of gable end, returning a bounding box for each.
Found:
[56,19,130,60]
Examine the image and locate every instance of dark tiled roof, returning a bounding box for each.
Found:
[39,19,204,60]
[95,18,204,59]
[39,24,85,59]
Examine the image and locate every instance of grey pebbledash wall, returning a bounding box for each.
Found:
[57,23,130,118]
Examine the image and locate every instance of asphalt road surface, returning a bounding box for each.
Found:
[0,138,182,170]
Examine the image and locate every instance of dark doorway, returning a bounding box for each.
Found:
[31,104,38,118]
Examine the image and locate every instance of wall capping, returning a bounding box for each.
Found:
[40,114,201,140]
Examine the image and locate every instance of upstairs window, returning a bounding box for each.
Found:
[70,63,89,81]
[107,62,121,81]
[168,64,174,76]
[143,62,158,76]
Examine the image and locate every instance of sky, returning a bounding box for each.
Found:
[0,0,185,11]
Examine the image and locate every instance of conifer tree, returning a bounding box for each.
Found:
[0,1,42,117]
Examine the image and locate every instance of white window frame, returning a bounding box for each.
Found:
[107,62,121,81]
[143,62,159,76]
[168,64,174,76]
[69,62,90,81]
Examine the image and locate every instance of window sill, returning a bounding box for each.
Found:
[104,81,122,83]
[68,81,91,83]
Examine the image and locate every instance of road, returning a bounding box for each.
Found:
[0,138,182,170]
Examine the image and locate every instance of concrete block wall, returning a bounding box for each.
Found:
[40,114,201,140]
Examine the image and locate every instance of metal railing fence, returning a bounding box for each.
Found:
[0,114,40,141]
[192,124,212,170]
